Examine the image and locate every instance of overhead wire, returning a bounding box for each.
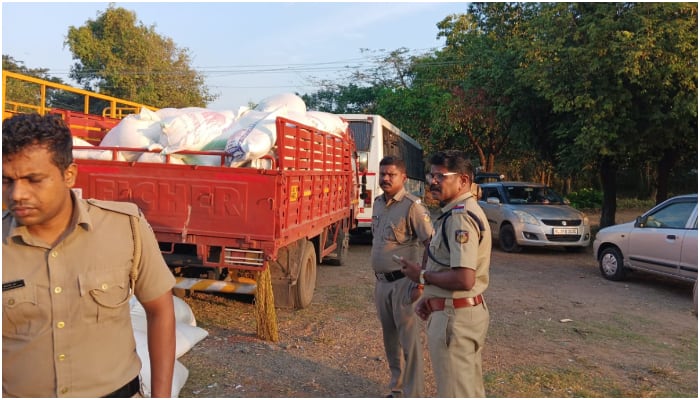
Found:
[36,46,467,92]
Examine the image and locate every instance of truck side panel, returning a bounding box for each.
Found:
[73,117,357,272]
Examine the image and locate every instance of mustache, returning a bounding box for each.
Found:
[429,184,441,191]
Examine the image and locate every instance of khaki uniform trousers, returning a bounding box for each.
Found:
[374,276,424,397]
[426,300,489,397]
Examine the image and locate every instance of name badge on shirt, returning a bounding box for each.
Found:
[3,280,25,291]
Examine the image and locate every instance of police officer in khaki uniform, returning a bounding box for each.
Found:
[371,156,434,398]
[2,113,176,397]
[400,150,491,397]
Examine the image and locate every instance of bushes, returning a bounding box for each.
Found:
[566,188,602,209]
[566,188,656,211]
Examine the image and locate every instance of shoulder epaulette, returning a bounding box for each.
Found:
[404,192,422,204]
[86,199,140,217]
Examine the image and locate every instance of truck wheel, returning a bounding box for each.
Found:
[295,240,317,309]
[325,230,348,266]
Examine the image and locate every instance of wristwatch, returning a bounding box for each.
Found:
[419,270,426,285]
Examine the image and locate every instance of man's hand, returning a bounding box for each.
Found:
[400,259,422,283]
[410,284,423,303]
[415,298,430,321]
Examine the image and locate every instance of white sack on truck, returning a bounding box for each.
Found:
[99,113,162,162]
[153,107,209,120]
[159,109,237,154]
[136,144,186,164]
[255,92,307,115]
[72,136,126,161]
[305,111,348,136]
[224,108,286,166]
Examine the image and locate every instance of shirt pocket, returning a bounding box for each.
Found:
[2,284,45,338]
[78,266,131,323]
[388,218,411,244]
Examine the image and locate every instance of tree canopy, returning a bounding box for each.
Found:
[65,5,215,108]
[300,2,697,227]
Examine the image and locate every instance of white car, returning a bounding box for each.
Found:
[478,182,591,252]
[593,194,698,284]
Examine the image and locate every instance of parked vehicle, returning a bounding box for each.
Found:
[478,182,591,252]
[2,71,359,310]
[474,171,504,184]
[340,114,424,235]
[593,194,698,287]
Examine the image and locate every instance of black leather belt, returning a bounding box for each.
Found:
[375,270,405,282]
[104,376,140,398]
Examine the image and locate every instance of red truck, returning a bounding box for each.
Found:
[3,71,358,310]
[64,109,358,310]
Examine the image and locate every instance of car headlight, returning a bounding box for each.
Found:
[513,210,539,225]
[583,215,589,226]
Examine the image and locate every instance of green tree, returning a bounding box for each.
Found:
[302,83,380,113]
[3,55,83,112]
[65,5,216,108]
[517,2,698,227]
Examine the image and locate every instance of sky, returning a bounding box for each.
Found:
[2,1,469,110]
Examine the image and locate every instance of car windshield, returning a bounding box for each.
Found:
[504,185,566,205]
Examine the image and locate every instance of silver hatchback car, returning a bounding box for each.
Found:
[593,194,698,284]
[478,182,591,252]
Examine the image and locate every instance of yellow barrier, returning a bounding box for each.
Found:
[2,70,157,121]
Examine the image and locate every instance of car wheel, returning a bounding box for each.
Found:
[499,224,522,253]
[693,280,697,316]
[598,246,626,281]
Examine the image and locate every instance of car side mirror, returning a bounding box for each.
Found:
[486,197,501,205]
[634,216,645,227]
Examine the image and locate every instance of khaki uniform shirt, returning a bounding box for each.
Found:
[2,194,176,398]
[370,188,434,273]
[423,192,491,299]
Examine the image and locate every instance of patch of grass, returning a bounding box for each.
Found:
[485,365,619,397]
[617,197,656,209]
[320,285,373,311]
[485,361,697,398]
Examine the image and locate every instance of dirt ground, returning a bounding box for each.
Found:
[177,209,698,397]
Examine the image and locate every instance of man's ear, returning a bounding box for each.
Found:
[64,163,78,188]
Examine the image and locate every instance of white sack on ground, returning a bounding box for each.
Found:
[159,110,237,154]
[136,351,189,398]
[131,323,208,359]
[255,92,306,115]
[129,296,197,327]
[99,114,162,162]
[129,296,207,397]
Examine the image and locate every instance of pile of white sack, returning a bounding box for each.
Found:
[129,296,208,397]
[73,93,349,168]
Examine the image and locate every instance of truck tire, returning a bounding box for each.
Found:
[324,230,348,266]
[295,240,317,309]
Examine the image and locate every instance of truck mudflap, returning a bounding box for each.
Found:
[173,276,257,295]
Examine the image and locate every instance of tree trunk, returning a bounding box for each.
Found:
[655,149,675,205]
[599,156,618,229]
